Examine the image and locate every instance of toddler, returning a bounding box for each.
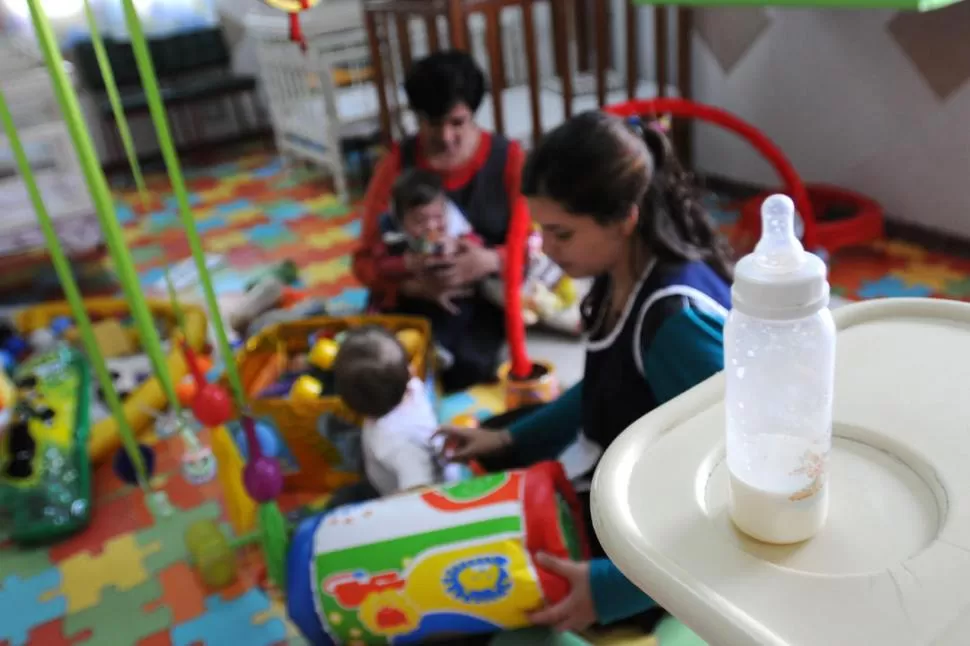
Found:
[379,168,478,265]
[332,326,463,496]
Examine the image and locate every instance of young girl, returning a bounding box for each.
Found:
[437,111,733,634]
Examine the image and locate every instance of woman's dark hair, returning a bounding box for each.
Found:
[392,168,445,218]
[404,50,486,120]
[333,326,410,419]
[521,110,733,284]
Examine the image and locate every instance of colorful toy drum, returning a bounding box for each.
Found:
[287,461,588,644]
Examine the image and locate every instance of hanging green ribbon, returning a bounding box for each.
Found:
[0,88,149,490]
[164,270,188,336]
[116,0,246,412]
[24,0,180,420]
[81,0,149,209]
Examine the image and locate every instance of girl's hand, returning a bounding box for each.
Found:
[528,552,597,633]
[434,425,511,461]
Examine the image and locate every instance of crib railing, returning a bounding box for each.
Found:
[361,0,694,156]
[247,1,694,160]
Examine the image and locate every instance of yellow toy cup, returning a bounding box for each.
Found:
[500,360,560,411]
[308,338,339,371]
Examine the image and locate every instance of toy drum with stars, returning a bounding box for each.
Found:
[285,461,589,644]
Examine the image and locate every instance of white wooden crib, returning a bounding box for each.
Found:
[0,39,98,258]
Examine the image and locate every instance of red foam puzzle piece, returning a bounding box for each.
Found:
[49,486,153,562]
[158,563,207,624]
[137,630,174,646]
[21,618,89,645]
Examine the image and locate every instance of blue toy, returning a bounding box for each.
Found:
[0,349,14,372]
[50,316,73,337]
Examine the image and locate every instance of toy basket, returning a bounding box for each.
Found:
[234,314,434,493]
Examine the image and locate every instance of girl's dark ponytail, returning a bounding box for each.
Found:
[634,119,735,282]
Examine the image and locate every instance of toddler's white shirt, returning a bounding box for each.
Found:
[362,378,458,496]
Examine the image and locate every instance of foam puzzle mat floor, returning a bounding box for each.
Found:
[3,143,970,645]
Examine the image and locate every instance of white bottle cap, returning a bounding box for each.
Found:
[732,194,829,320]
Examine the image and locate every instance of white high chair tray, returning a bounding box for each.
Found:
[591,298,970,646]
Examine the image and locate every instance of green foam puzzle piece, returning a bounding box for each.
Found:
[654,616,708,645]
[489,628,592,645]
[63,578,171,646]
[0,544,55,580]
[133,500,222,574]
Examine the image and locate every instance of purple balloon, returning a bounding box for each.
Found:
[243,456,284,503]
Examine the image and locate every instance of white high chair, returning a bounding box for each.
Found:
[592,298,970,645]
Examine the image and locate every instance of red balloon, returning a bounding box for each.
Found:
[191,383,234,428]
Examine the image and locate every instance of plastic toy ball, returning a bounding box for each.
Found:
[176,378,198,407]
[5,336,28,358]
[191,383,234,428]
[240,415,283,503]
[308,338,339,370]
[290,374,323,404]
[0,349,13,373]
[180,339,233,428]
[50,316,73,336]
[29,328,57,353]
[113,444,156,485]
[395,328,422,359]
[236,421,281,461]
[185,519,237,589]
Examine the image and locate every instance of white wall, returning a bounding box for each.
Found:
[689,6,970,238]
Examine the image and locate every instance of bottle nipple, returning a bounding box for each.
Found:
[753,194,805,273]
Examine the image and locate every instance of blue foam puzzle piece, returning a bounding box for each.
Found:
[246,222,296,245]
[0,569,67,646]
[343,219,362,238]
[146,210,180,233]
[171,590,286,646]
[439,392,477,423]
[265,202,305,221]
[857,276,932,299]
[114,203,136,225]
[196,216,228,235]
[215,199,253,214]
[252,159,283,178]
[139,267,165,289]
[164,193,202,209]
[327,288,368,314]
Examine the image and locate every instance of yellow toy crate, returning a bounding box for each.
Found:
[235,314,434,494]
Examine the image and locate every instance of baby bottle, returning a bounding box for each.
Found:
[724,194,836,544]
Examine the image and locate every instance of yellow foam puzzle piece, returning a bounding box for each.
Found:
[301,258,350,285]
[60,535,162,613]
[207,230,249,253]
[227,207,264,226]
[196,184,237,203]
[306,228,353,250]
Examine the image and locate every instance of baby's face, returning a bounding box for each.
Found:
[401,197,447,243]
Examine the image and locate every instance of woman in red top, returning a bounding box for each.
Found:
[353,51,527,392]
